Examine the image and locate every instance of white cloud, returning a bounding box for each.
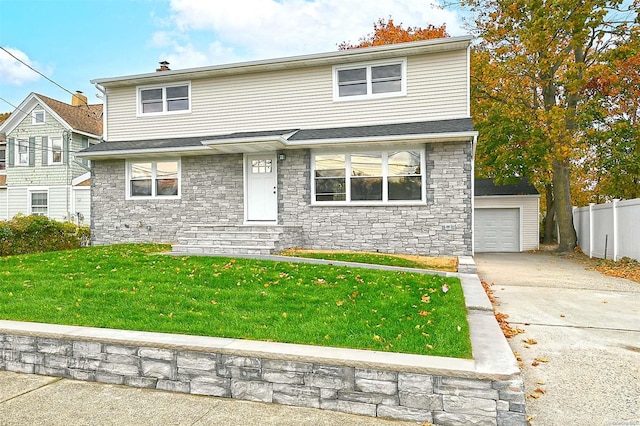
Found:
[0,48,42,86]
[160,0,465,68]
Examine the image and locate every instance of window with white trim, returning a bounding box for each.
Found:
[49,136,63,165]
[17,139,29,166]
[127,160,180,198]
[32,110,45,125]
[138,83,190,115]
[334,60,406,100]
[30,191,48,216]
[313,149,424,203]
[0,143,5,172]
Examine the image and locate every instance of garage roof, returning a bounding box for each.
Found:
[475,178,539,196]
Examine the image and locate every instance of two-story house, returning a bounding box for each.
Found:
[79,36,477,256]
[0,93,102,223]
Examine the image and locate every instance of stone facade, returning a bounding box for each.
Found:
[0,331,525,425]
[91,141,472,256]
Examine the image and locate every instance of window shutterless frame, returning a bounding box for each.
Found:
[32,110,45,125]
[136,82,191,116]
[126,159,181,199]
[311,147,426,205]
[333,58,407,101]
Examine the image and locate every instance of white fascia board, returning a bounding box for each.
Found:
[0,93,73,135]
[474,194,541,199]
[74,130,102,140]
[201,134,292,147]
[75,145,211,159]
[283,131,479,148]
[72,172,91,186]
[91,36,474,87]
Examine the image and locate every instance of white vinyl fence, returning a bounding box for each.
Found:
[573,198,640,261]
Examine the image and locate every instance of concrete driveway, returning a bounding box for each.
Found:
[476,252,640,426]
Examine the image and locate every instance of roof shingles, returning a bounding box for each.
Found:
[36,94,103,136]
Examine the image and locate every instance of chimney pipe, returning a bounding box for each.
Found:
[156,61,170,72]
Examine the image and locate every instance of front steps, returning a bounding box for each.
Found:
[172,224,301,255]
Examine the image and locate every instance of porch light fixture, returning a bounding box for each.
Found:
[278,153,286,161]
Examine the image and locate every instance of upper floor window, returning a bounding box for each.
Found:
[333,60,406,101]
[127,159,180,199]
[0,143,5,172]
[312,149,424,204]
[49,136,63,165]
[32,110,45,125]
[138,83,190,115]
[17,139,30,166]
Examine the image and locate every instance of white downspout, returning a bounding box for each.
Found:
[94,83,107,141]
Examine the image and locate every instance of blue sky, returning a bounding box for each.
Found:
[0,0,467,112]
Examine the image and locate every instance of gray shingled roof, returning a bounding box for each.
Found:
[289,118,474,140]
[475,178,539,196]
[80,119,475,155]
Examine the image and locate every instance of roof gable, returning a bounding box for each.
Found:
[0,92,103,137]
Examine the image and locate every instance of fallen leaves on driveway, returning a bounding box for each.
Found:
[481,280,525,338]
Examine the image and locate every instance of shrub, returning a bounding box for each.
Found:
[0,214,90,256]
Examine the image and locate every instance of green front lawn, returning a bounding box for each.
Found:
[0,244,471,358]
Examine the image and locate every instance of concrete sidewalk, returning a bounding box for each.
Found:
[0,370,414,426]
[476,252,640,426]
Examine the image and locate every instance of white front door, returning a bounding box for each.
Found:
[246,153,278,221]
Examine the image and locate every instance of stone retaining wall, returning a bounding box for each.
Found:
[0,273,526,425]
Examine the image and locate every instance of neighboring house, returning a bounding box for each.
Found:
[0,93,102,223]
[474,178,540,253]
[79,36,478,256]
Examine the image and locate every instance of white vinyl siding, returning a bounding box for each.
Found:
[105,50,469,141]
[474,195,540,252]
[72,187,91,224]
[8,186,73,221]
[0,188,7,220]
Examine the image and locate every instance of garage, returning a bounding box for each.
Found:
[474,178,540,253]
[475,208,520,252]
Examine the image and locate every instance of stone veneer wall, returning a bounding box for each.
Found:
[278,142,473,256]
[91,141,472,256]
[0,327,525,425]
[91,154,245,245]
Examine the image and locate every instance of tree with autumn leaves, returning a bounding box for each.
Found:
[343,8,639,251]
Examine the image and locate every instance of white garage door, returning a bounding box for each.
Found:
[475,208,520,252]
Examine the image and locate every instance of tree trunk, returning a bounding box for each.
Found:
[552,159,577,252]
[543,183,556,244]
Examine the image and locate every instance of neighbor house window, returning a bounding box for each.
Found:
[17,139,29,166]
[0,143,5,171]
[32,110,45,124]
[334,60,406,100]
[30,191,48,216]
[127,160,180,198]
[312,149,424,203]
[49,136,63,165]
[138,83,190,115]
